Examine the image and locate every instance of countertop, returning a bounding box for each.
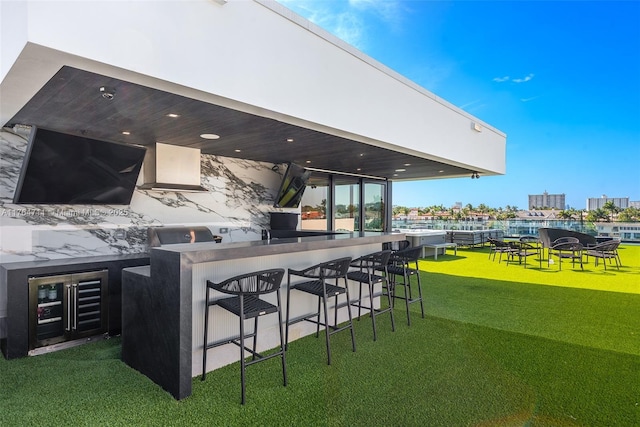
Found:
[150,231,405,264]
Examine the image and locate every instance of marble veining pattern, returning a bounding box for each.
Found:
[0,128,291,263]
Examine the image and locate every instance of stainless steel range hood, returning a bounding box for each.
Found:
[138,143,208,192]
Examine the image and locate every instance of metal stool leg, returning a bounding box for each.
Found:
[276,289,287,386]
[285,274,291,350]
[416,270,425,318]
[403,271,411,326]
[315,297,322,338]
[386,276,395,332]
[321,288,332,365]
[343,276,356,353]
[239,296,246,405]
[368,281,377,341]
[201,286,211,381]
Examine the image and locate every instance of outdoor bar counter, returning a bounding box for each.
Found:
[121,231,404,400]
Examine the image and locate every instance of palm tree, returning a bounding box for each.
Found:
[586,208,609,222]
[618,207,640,222]
[602,201,620,222]
[557,210,574,220]
[392,206,408,217]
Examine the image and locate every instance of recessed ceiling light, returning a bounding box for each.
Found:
[234,149,241,153]
[305,160,311,164]
[439,170,444,173]
[200,133,220,140]
[356,168,362,171]
[286,138,294,142]
[395,169,406,172]
[404,163,411,166]
[121,131,130,135]
[166,113,180,118]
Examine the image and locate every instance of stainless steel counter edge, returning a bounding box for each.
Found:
[151,232,406,264]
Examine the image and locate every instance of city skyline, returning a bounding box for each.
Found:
[276,0,640,209]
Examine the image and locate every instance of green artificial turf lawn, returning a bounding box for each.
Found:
[420,245,640,356]
[1,245,639,426]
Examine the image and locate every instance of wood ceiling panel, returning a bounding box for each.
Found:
[6,66,475,181]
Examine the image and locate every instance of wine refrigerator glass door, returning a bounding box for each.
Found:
[29,274,69,349]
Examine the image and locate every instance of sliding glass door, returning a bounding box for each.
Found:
[334,176,360,232]
[300,174,329,231]
[298,171,388,232]
[363,181,386,232]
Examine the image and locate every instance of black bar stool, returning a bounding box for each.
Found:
[201,268,286,405]
[385,245,425,326]
[347,250,395,341]
[285,257,355,365]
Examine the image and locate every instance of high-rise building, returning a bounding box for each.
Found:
[528,191,565,210]
[586,195,629,211]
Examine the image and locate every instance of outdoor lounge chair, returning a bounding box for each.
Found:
[487,238,514,262]
[506,238,541,268]
[549,240,584,270]
[585,240,621,270]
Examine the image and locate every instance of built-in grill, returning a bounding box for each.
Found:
[148,226,222,247]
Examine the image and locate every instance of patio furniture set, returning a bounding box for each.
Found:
[487,236,622,270]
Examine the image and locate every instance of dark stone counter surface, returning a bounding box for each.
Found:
[152,232,403,263]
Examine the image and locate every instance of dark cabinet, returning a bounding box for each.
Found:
[2,254,150,359]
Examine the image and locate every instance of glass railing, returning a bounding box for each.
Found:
[391,219,597,238]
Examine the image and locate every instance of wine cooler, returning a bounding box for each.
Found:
[28,270,108,354]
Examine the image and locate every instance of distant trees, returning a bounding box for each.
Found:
[586,208,609,222]
[618,207,640,222]
[557,210,574,220]
[392,206,409,217]
[389,203,639,223]
[557,208,585,220]
[477,203,489,214]
[602,201,621,222]
[495,211,517,220]
[303,199,327,215]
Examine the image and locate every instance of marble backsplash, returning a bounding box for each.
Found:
[0,128,292,263]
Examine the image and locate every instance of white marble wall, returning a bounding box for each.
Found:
[0,128,293,263]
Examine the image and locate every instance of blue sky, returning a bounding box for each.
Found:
[276,0,640,210]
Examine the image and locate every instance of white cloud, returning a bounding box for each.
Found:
[333,12,366,48]
[277,0,406,49]
[520,95,541,102]
[457,99,488,113]
[349,0,404,29]
[460,99,482,109]
[512,73,535,83]
[493,73,535,83]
